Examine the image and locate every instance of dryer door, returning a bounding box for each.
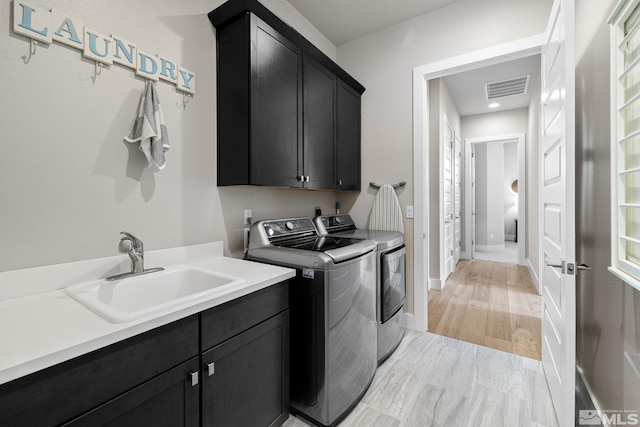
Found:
[380,245,406,323]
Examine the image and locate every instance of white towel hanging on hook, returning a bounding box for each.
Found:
[124,80,171,169]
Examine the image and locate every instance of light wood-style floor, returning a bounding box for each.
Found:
[428,259,542,360]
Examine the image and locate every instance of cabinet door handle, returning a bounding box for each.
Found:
[305,176,310,182]
[190,371,199,387]
[297,175,303,182]
[338,179,343,186]
[206,362,215,376]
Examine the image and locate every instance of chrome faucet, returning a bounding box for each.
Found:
[119,232,144,273]
[106,232,164,281]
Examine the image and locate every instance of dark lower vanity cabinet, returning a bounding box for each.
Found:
[209,0,365,191]
[0,281,290,427]
[200,281,290,427]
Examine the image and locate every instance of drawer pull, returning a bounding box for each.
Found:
[190,371,199,387]
[207,362,215,376]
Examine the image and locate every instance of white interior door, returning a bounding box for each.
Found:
[454,135,462,264]
[540,0,575,425]
[443,119,454,278]
[471,144,476,259]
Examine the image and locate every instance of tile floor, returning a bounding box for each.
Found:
[473,241,519,264]
[283,330,558,427]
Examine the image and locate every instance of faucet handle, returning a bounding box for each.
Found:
[118,236,133,253]
[120,232,143,250]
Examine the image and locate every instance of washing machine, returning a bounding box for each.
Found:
[246,217,377,427]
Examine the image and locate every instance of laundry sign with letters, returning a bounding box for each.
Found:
[12,1,196,94]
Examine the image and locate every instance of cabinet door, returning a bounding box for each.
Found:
[64,357,200,427]
[251,15,302,187]
[336,80,361,191]
[202,310,289,427]
[303,54,336,190]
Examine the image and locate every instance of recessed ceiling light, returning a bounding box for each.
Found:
[488,102,500,109]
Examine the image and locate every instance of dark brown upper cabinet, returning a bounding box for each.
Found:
[336,80,362,191]
[209,0,365,191]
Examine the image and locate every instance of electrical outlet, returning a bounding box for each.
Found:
[244,209,252,225]
[406,206,414,219]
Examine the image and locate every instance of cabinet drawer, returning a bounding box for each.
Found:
[0,315,199,427]
[201,281,289,351]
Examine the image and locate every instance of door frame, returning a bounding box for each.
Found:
[408,34,545,332]
[463,134,526,265]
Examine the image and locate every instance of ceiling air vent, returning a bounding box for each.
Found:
[484,75,531,100]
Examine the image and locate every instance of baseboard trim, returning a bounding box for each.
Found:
[526,258,539,292]
[576,366,605,426]
[428,278,443,290]
[475,244,505,252]
[402,312,416,331]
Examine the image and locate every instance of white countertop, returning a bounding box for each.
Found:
[0,242,295,385]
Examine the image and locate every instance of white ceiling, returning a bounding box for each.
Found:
[286,0,463,46]
[442,55,541,117]
[285,0,541,117]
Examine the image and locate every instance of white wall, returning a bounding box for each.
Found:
[475,142,506,249]
[337,0,550,313]
[462,108,530,137]
[0,0,338,272]
[1,0,553,321]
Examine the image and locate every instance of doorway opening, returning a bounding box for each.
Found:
[465,134,526,266]
[409,34,545,333]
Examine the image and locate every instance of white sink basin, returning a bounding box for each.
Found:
[65,266,246,323]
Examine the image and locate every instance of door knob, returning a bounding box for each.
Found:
[545,259,591,275]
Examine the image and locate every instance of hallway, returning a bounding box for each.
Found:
[428,259,541,360]
[473,241,519,264]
